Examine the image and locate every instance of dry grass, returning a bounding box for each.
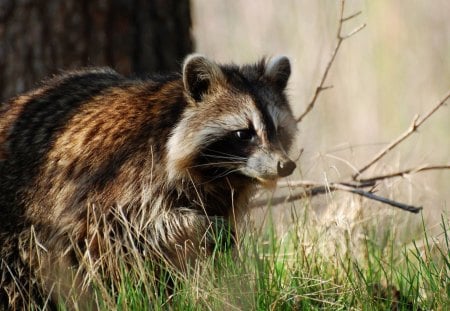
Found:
[4,184,448,309]
[49,201,450,310]
[3,2,449,309]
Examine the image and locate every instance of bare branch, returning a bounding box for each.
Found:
[252,180,372,207]
[266,162,449,214]
[296,0,366,123]
[277,179,375,189]
[341,23,366,40]
[353,91,450,180]
[253,180,422,214]
[342,11,362,22]
[341,187,422,213]
[281,2,447,215]
[357,164,450,184]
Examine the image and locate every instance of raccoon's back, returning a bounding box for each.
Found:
[1,69,122,171]
[0,68,184,224]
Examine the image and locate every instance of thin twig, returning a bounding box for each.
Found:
[252,180,370,207]
[277,179,375,189]
[357,164,450,184]
[341,23,366,39]
[341,10,362,22]
[296,0,366,123]
[326,182,422,213]
[353,91,450,180]
[253,181,422,214]
[341,187,422,213]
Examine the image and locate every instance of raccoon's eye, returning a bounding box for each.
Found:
[234,129,255,141]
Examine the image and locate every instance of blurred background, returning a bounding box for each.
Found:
[192,0,449,241]
[1,0,448,241]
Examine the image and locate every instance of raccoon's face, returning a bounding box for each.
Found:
[167,54,297,186]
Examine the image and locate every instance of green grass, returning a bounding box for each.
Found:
[82,211,449,310]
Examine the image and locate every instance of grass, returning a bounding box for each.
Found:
[72,206,449,310]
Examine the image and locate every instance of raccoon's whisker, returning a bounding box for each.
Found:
[189,161,245,168]
[216,168,242,180]
[189,161,246,169]
[200,154,247,162]
[201,150,247,160]
[201,168,242,184]
[293,147,304,162]
[201,153,245,160]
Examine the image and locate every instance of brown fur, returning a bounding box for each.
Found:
[0,55,296,308]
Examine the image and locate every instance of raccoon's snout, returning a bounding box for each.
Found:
[277,159,296,177]
[244,150,296,181]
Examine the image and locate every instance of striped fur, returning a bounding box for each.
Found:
[0,55,297,308]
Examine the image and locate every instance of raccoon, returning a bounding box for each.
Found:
[0,54,297,308]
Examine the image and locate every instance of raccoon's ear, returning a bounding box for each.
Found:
[182,54,224,102]
[264,56,291,90]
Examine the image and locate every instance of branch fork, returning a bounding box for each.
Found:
[278,1,450,214]
[296,0,366,124]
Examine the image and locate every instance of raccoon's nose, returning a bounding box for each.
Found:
[277,160,296,177]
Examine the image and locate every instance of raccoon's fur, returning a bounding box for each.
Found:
[0,54,297,308]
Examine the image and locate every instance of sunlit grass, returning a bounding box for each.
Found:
[74,209,450,310]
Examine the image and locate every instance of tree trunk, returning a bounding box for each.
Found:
[0,0,193,101]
